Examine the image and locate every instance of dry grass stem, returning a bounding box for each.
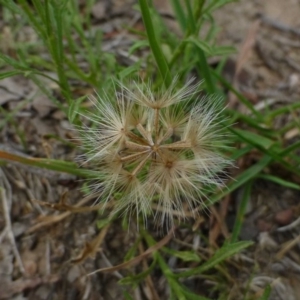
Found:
[0,170,25,274]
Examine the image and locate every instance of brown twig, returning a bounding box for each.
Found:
[87,228,174,276]
[71,224,110,264]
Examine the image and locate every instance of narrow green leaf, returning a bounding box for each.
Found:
[119,258,157,286]
[231,181,253,243]
[258,174,300,190]
[0,71,23,79]
[185,36,212,54]
[124,237,141,261]
[181,289,211,300]
[185,37,215,93]
[176,241,253,278]
[281,140,300,156]
[193,0,206,21]
[232,129,275,149]
[123,292,134,300]
[138,0,172,87]
[118,64,142,80]
[96,218,111,230]
[170,0,187,32]
[230,128,300,177]
[230,145,253,160]
[0,150,98,178]
[18,0,47,39]
[228,109,273,133]
[210,45,236,56]
[128,40,149,55]
[184,0,196,33]
[163,249,201,262]
[258,285,271,300]
[68,95,87,123]
[266,102,300,120]
[207,155,272,206]
[203,0,237,14]
[0,53,28,70]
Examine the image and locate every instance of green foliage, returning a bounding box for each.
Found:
[139,0,172,87]
[0,0,299,299]
[174,241,253,278]
[231,181,253,243]
[258,285,271,300]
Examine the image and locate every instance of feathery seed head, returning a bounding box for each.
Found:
[78,79,232,227]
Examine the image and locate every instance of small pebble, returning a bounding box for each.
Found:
[274,209,294,225]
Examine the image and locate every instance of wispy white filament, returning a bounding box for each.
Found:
[78,79,232,227]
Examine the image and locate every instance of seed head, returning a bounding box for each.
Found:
[78,79,232,227]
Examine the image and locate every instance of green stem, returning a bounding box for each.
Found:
[194,0,206,20]
[196,48,215,94]
[138,0,172,88]
[0,150,96,178]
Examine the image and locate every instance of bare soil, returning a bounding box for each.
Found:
[0,0,300,299]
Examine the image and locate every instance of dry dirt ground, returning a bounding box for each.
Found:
[0,0,300,299]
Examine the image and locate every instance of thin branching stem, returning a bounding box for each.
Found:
[154,108,160,143]
[125,141,150,152]
[160,141,191,150]
[131,152,152,176]
[126,131,149,145]
[120,150,150,162]
[157,128,174,145]
[136,123,153,145]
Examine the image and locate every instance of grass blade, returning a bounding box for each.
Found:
[170,0,187,33]
[0,150,96,178]
[258,285,271,300]
[258,174,300,190]
[176,241,253,278]
[231,181,253,243]
[138,0,172,87]
[206,155,273,207]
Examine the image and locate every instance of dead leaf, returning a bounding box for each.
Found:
[32,95,56,118]
[0,78,24,105]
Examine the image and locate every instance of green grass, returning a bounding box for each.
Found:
[0,0,299,299]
